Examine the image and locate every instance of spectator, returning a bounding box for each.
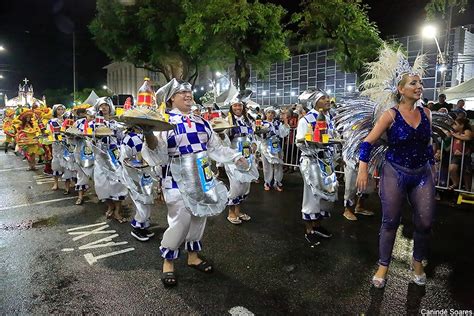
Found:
[432,94,453,112]
[448,118,472,191]
[455,99,465,110]
[426,101,434,110]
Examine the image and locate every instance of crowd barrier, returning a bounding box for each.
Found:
[279,128,474,195]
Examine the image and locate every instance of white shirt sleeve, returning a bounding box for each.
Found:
[296,117,309,143]
[278,122,290,138]
[141,131,170,167]
[207,132,243,163]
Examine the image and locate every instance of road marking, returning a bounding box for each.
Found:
[0,196,78,211]
[33,174,55,185]
[65,222,135,265]
[229,306,254,315]
[0,167,29,173]
[78,234,128,250]
[67,222,107,232]
[84,248,135,265]
[68,225,116,241]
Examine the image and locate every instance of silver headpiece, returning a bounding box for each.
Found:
[94,97,116,115]
[298,88,328,109]
[155,78,192,105]
[52,104,65,118]
[264,106,277,114]
[225,89,253,107]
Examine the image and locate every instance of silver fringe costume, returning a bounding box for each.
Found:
[296,89,338,221]
[142,79,243,260]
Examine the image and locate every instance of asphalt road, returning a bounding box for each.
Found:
[1,152,473,314]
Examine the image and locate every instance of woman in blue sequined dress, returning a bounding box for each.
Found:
[356,74,435,288]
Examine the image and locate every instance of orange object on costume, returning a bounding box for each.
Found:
[137,77,154,107]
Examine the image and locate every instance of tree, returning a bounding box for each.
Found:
[42,88,73,108]
[425,0,468,19]
[179,0,290,92]
[293,0,382,75]
[89,0,198,82]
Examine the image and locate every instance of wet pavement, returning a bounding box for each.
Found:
[1,152,473,315]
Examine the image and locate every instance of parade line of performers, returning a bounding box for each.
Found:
[3,45,446,289]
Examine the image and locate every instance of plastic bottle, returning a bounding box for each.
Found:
[137,77,154,107]
[255,113,262,132]
[314,108,327,142]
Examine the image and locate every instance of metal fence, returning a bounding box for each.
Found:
[280,127,474,195]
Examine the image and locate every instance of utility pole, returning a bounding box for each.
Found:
[440,5,453,91]
[73,31,76,102]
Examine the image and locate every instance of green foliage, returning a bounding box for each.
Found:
[89,0,197,82]
[199,91,215,105]
[42,88,72,107]
[295,0,382,75]
[179,0,290,91]
[425,0,468,19]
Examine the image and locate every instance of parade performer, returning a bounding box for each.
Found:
[225,98,259,224]
[92,97,128,222]
[349,44,444,288]
[296,89,338,245]
[37,107,54,175]
[61,111,77,195]
[258,106,290,191]
[16,109,43,171]
[72,105,95,205]
[48,104,66,190]
[2,109,16,153]
[334,98,376,221]
[142,78,248,287]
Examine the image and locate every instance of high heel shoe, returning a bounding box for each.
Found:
[372,276,386,288]
[413,273,426,286]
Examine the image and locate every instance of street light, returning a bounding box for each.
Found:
[102,85,108,90]
[215,71,222,77]
[0,45,5,51]
[0,74,4,79]
[421,25,446,65]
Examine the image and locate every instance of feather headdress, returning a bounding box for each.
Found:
[361,43,426,122]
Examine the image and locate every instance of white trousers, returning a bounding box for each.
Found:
[344,165,358,206]
[51,142,64,176]
[262,154,284,186]
[301,174,332,220]
[227,176,251,205]
[161,188,206,252]
[130,196,153,228]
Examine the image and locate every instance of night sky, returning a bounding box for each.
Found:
[0,0,472,98]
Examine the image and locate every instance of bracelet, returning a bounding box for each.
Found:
[359,141,372,163]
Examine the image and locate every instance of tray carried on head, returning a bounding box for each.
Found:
[64,127,84,137]
[116,107,174,131]
[94,126,114,137]
[210,117,236,132]
[123,158,149,169]
[253,127,270,135]
[297,139,343,148]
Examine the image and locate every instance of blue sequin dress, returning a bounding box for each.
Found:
[378,106,435,266]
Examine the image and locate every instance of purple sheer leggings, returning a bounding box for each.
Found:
[378,161,435,266]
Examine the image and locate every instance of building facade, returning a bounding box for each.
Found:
[248,25,474,106]
[103,62,166,99]
[103,25,474,106]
